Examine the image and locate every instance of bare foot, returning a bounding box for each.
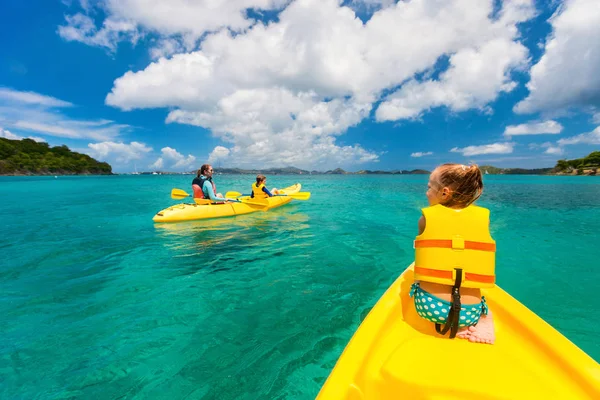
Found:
[467,311,496,344]
[456,325,475,339]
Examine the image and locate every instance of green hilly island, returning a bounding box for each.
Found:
[0,138,112,175]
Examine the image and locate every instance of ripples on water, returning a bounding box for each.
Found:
[1,174,599,399]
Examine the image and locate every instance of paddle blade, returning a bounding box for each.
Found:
[276,191,310,200]
[290,192,310,200]
[171,188,190,199]
[238,198,269,208]
[225,191,242,198]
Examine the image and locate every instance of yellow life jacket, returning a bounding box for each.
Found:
[252,182,268,198]
[414,204,496,289]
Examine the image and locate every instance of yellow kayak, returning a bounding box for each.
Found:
[153,183,301,223]
[317,264,600,399]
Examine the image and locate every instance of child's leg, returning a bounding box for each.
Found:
[271,187,279,195]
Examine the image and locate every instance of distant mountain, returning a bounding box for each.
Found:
[355,169,430,175]
[325,168,349,174]
[169,153,599,178]
[0,138,113,175]
[211,166,312,175]
[192,167,432,175]
[137,156,600,177]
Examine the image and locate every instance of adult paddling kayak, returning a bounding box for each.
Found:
[317,263,600,399]
[153,183,302,223]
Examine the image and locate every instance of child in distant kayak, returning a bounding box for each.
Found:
[410,163,496,344]
[251,174,279,198]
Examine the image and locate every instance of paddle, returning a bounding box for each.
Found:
[225,191,311,200]
[225,191,248,199]
[170,188,269,207]
[171,188,190,199]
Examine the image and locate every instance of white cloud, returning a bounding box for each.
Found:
[57,13,139,52]
[515,0,600,114]
[149,38,185,60]
[79,0,91,12]
[150,146,197,170]
[504,120,563,136]
[376,37,529,121]
[100,0,535,168]
[0,127,47,143]
[544,145,564,155]
[593,112,600,124]
[0,128,21,140]
[8,117,127,141]
[0,87,129,141]
[208,146,231,164]
[58,0,290,53]
[410,151,433,158]
[0,87,73,107]
[149,157,163,170]
[165,88,376,168]
[13,121,97,140]
[451,142,515,156]
[86,141,153,164]
[530,127,600,156]
[528,141,564,155]
[557,126,600,146]
[348,0,396,12]
[351,0,396,6]
[107,0,535,109]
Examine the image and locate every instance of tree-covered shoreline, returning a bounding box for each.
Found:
[554,151,600,175]
[0,138,112,175]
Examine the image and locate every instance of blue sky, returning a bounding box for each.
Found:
[1,0,599,172]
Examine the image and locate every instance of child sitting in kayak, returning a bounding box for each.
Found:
[251,175,279,198]
[410,163,496,344]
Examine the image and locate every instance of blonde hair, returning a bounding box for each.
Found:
[434,163,483,208]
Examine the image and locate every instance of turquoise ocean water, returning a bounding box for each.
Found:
[1,174,599,399]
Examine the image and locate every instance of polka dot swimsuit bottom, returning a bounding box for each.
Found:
[410,282,488,328]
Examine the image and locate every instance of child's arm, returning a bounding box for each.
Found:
[262,186,274,197]
[203,181,226,202]
[418,215,426,235]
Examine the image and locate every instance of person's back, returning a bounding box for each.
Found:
[411,163,496,344]
[191,164,226,202]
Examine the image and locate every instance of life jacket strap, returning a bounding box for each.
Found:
[415,239,496,252]
[435,268,462,339]
[414,266,495,285]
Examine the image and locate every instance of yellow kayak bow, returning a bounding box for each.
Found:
[317,264,600,399]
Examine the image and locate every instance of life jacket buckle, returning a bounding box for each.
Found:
[452,237,465,250]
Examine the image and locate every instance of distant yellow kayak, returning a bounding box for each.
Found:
[153,183,301,223]
[317,264,600,399]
